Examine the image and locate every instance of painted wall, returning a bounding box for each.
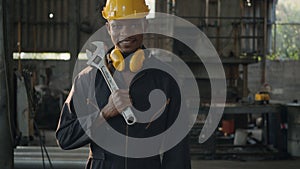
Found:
[248,60,300,103]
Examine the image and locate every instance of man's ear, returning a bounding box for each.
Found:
[106,22,111,35]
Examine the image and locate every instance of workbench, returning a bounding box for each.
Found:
[190,103,288,160]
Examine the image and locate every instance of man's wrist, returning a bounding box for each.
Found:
[100,109,108,120]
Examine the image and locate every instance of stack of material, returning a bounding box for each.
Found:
[14,146,89,169]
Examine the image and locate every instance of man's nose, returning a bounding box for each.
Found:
[119,25,134,36]
[120,24,143,36]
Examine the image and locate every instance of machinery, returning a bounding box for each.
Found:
[255,92,270,104]
[255,83,271,104]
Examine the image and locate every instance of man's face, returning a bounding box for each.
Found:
[107,18,146,54]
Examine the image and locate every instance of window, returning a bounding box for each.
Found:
[13,52,70,60]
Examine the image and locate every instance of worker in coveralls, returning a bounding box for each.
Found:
[56,0,191,168]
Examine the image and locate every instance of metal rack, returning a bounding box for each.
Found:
[172,0,280,159]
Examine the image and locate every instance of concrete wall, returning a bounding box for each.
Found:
[248,60,300,103]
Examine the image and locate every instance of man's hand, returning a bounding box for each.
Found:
[101,89,132,119]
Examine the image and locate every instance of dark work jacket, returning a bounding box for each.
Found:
[56,55,191,169]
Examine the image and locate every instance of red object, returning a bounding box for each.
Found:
[222,119,235,134]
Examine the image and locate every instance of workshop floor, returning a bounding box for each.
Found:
[191,159,300,169]
[17,130,300,169]
[14,145,300,169]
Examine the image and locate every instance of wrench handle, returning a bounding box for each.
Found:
[89,57,137,125]
[121,107,137,125]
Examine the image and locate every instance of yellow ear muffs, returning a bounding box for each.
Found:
[129,49,145,73]
[110,48,125,71]
[109,48,145,72]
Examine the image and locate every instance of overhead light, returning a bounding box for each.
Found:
[49,13,54,19]
[246,0,252,7]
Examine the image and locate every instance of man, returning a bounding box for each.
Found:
[56,0,191,168]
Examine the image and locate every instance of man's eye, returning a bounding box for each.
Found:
[111,24,121,29]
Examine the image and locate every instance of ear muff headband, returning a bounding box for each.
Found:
[109,48,145,72]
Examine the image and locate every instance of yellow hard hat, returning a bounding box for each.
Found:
[102,0,150,20]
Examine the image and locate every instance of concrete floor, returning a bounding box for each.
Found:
[191,159,300,169]
[15,130,300,169]
[14,145,300,169]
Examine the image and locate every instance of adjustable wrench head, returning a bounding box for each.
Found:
[91,41,106,59]
[86,41,106,67]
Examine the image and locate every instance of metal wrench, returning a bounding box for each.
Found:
[86,41,137,125]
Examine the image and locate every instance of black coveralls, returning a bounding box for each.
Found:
[56,54,191,169]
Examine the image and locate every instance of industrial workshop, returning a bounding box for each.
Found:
[0,0,300,169]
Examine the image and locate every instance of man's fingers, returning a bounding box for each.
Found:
[111,90,132,113]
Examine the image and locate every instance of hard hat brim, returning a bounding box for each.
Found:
[102,12,149,20]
